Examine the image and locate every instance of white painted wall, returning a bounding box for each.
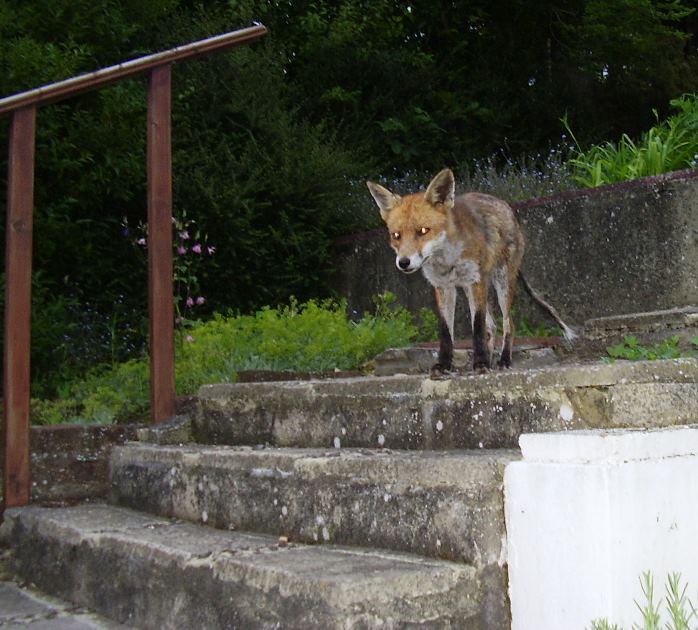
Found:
[505,425,698,630]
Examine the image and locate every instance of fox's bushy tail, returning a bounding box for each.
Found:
[519,273,578,345]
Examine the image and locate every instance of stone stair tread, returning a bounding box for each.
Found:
[4,503,480,629]
[191,358,698,449]
[111,444,516,563]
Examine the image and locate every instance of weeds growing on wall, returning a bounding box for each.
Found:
[605,335,698,362]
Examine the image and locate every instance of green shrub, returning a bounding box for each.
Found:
[566,94,698,187]
[31,294,422,425]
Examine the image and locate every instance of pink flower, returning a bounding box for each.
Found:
[207,245,216,255]
[196,296,205,305]
[186,297,194,307]
[192,243,202,254]
[180,230,190,240]
[137,237,146,246]
[177,246,186,255]
[185,335,194,343]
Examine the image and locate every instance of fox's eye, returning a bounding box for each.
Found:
[417,227,430,236]
[392,231,401,240]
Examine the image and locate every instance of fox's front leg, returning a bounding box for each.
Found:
[467,280,492,372]
[431,286,456,379]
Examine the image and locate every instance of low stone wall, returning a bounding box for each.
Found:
[334,169,698,335]
[1,424,139,505]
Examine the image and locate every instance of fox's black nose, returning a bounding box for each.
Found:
[398,257,411,270]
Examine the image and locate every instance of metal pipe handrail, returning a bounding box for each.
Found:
[0,24,267,116]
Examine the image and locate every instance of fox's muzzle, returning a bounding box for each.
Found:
[396,255,421,274]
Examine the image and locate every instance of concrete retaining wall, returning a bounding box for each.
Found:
[334,169,698,335]
[505,425,698,630]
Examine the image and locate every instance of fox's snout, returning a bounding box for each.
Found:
[396,254,422,273]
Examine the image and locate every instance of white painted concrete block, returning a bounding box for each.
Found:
[505,425,698,630]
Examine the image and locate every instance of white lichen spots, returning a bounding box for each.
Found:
[435,420,444,432]
[559,403,574,422]
[353,501,360,513]
[322,527,330,541]
[313,531,318,541]
[382,419,387,426]
[197,482,204,492]
[273,498,278,506]
[333,436,341,449]
[383,493,392,503]
[478,442,484,449]
[169,467,177,476]
[546,215,554,224]
[201,510,208,524]
[436,539,442,548]
[316,515,325,526]
[281,505,288,517]
[472,411,484,420]
[378,434,386,446]
[341,427,347,436]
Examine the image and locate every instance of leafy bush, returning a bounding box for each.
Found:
[30,294,423,425]
[566,94,698,187]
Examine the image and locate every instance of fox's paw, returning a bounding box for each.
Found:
[497,356,512,370]
[473,358,491,374]
[430,363,453,380]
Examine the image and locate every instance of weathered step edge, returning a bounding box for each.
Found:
[190,359,698,450]
[110,444,515,567]
[3,504,483,629]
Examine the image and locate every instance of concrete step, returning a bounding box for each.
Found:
[110,444,515,566]
[185,358,698,450]
[3,503,483,629]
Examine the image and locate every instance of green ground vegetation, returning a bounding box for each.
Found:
[30,293,434,425]
[606,335,698,362]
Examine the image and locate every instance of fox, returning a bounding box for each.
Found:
[366,168,576,378]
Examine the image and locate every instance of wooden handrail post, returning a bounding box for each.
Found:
[3,106,36,508]
[147,64,175,424]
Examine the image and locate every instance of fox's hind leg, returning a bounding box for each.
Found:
[431,285,456,379]
[493,263,518,368]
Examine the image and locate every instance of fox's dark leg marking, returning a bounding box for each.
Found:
[431,313,454,379]
[431,286,456,379]
[472,309,491,372]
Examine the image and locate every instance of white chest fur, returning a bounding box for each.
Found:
[421,238,481,288]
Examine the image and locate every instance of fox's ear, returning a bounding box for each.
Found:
[366,181,401,220]
[425,168,455,209]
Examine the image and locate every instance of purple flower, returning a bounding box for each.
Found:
[207,245,216,255]
[192,243,202,254]
[186,297,194,307]
[177,246,186,255]
[196,296,205,305]
[180,230,190,240]
[137,237,146,246]
[185,335,194,343]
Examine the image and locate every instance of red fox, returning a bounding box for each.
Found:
[367,168,576,378]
